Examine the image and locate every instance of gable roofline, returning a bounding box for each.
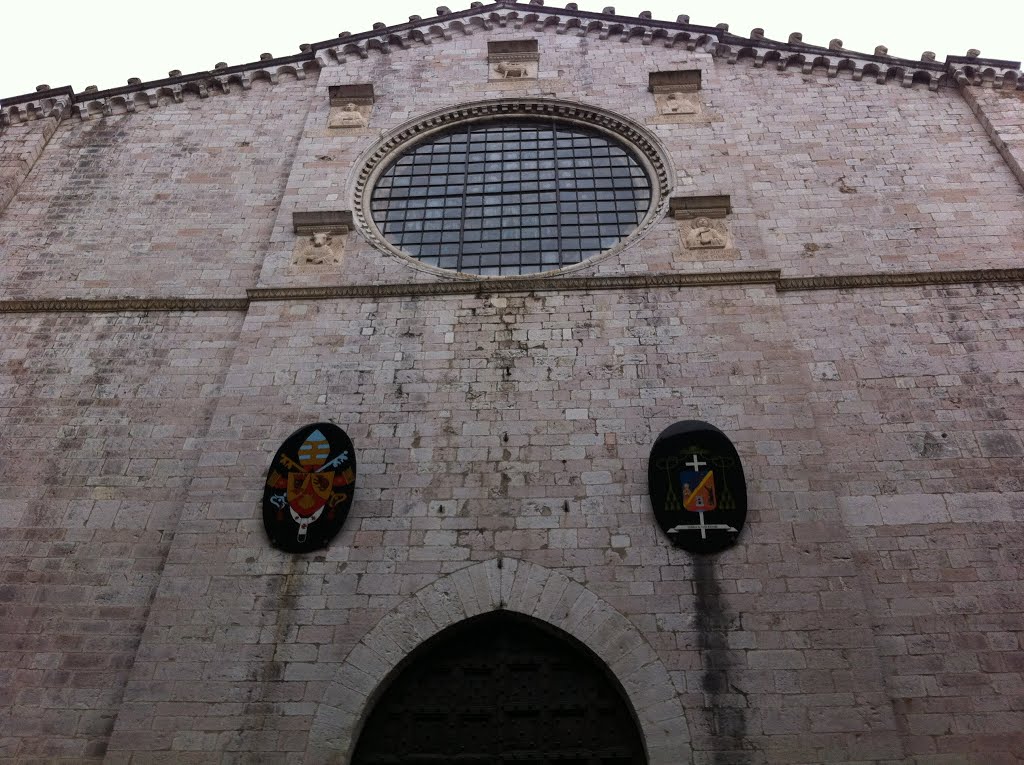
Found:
[2,1,1021,120]
[317,1,724,48]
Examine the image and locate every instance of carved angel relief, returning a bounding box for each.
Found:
[683,217,728,250]
[328,102,370,129]
[327,84,374,130]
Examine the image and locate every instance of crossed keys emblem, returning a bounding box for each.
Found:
[266,428,354,544]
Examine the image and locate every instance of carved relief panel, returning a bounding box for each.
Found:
[650,69,705,122]
[487,39,539,81]
[670,195,735,256]
[293,231,346,265]
[655,91,702,117]
[291,211,353,269]
[683,217,729,249]
[328,84,374,130]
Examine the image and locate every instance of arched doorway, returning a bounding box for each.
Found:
[351,612,648,764]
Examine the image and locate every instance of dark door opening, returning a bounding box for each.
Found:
[352,612,647,764]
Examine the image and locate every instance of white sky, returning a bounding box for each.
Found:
[3,0,1022,99]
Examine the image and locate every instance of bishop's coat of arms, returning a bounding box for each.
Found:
[649,421,748,554]
[263,423,356,553]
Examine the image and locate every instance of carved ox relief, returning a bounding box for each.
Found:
[292,231,346,266]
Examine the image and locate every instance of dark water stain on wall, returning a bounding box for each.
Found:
[694,555,751,764]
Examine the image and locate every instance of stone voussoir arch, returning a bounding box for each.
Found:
[306,557,691,764]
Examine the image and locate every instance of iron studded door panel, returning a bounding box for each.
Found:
[352,615,646,764]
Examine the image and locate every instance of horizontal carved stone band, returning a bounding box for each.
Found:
[0,297,249,313]
[2,267,1023,313]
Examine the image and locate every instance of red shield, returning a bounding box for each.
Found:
[287,471,334,518]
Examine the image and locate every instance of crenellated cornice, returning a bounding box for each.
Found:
[0,87,75,127]
[0,56,319,127]
[715,35,1020,92]
[2,2,1020,127]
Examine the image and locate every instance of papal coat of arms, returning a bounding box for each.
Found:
[263,423,356,553]
[649,421,747,554]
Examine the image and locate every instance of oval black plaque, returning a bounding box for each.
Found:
[649,421,747,554]
[263,422,356,553]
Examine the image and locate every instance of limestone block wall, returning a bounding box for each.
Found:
[0,312,243,760]
[100,280,1024,762]
[256,28,1023,291]
[0,6,1022,763]
[964,86,1024,188]
[783,283,1024,761]
[711,69,1023,276]
[0,111,64,216]
[782,284,1024,761]
[3,27,1021,302]
[0,78,311,301]
[252,32,743,287]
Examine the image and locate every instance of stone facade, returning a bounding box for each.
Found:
[1,2,1023,763]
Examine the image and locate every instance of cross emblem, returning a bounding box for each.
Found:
[685,455,706,471]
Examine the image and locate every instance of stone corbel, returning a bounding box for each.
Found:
[669,195,733,251]
[292,211,354,266]
[328,84,374,129]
